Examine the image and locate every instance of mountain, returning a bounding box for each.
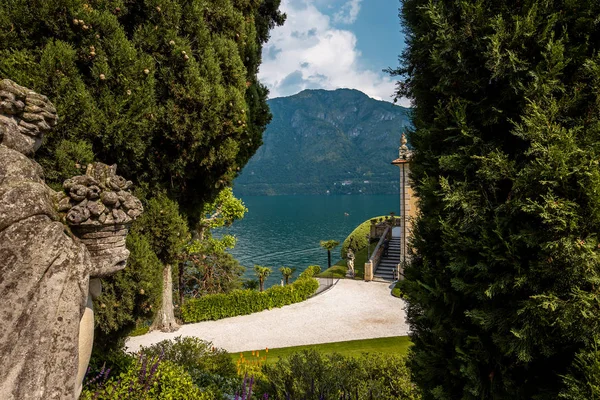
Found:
[234,89,412,196]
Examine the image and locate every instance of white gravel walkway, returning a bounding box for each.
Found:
[126,279,409,353]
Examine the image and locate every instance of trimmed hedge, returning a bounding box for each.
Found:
[181,267,320,323]
[340,216,386,259]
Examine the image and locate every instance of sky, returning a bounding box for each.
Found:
[258,0,410,106]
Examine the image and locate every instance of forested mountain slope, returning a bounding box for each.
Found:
[234,89,411,195]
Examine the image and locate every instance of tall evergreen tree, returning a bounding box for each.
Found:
[0,0,284,340]
[390,1,600,398]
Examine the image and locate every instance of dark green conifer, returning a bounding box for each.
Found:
[0,0,284,339]
[390,1,600,398]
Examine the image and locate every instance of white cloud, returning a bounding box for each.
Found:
[258,0,408,105]
[333,0,362,24]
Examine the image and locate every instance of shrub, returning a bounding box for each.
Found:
[340,216,386,258]
[390,1,600,397]
[81,354,213,400]
[299,265,321,278]
[391,281,404,299]
[256,350,421,400]
[560,338,600,399]
[182,269,319,323]
[140,336,238,396]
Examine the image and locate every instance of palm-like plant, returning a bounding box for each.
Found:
[320,240,340,270]
[253,265,272,292]
[279,266,294,285]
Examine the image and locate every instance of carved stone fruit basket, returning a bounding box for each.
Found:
[58,163,143,261]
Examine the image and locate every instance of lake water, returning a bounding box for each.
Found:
[215,195,399,287]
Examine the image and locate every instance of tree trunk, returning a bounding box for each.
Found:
[151,264,180,332]
[178,262,184,306]
[327,250,331,269]
[259,278,264,292]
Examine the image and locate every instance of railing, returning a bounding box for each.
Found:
[370,216,401,239]
[364,225,391,281]
[313,271,335,296]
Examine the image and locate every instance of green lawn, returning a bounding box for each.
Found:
[230,336,412,365]
[318,245,369,280]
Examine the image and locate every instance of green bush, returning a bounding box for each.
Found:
[141,336,238,396]
[182,270,319,323]
[340,216,386,259]
[560,338,600,399]
[93,230,162,349]
[391,281,404,299]
[256,350,421,400]
[81,355,213,400]
[0,0,284,347]
[299,265,321,278]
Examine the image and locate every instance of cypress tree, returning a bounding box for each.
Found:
[390,1,600,398]
[0,0,284,339]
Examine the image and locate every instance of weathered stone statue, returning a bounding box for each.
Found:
[346,248,355,278]
[0,79,142,399]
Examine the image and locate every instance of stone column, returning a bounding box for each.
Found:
[364,260,373,281]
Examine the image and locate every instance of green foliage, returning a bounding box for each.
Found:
[391,281,404,299]
[300,265,321,278]
[129,324,150,337]
[87,347,136,381]
[93,230,162,344]
[256,350,421,400]
[253,264,272,292]
[320,240,340,252]
[137,192,189,264]
[43,140,95,191]
[141,336,239,397]
[235,89,411,196]
[560,337,600,399]
[0,0,284,342]
[392,1,600,398]
[81,355,212,400]
[242,278,259,290]
[181,269,319,322]
[197,187,247,233]
[93,192,188,344]
[181,235,244,298]
[340,216,386,258]
[0,0,282,216]
[320,240,340,269]
[279,266,293,285]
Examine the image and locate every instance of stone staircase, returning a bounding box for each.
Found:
[374,236,401,282]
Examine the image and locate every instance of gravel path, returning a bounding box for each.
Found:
[126,279,409,353]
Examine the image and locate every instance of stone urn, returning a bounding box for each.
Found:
[58,163,143,276]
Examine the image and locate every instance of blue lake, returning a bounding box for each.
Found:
[215,195,399,287]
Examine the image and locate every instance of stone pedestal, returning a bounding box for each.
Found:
[364,260,373,281]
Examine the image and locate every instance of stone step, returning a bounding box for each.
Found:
[374,269,395,275]
[375,272,396,278]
